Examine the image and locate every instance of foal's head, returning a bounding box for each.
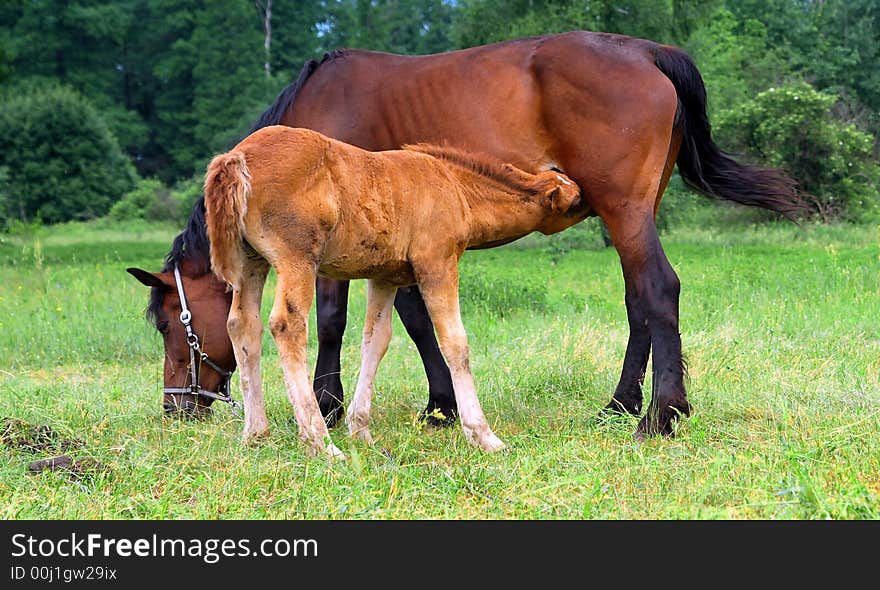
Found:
[127,199,235,417]
[403,143,584,232]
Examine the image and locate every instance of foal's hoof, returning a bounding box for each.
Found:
[348,424,375,445]
[478,432,506,453]
[242,428,270,446]
[325,442,346,461]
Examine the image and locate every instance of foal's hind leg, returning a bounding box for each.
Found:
[346,279,397,444]
[271,264,343,459]
[227,261,271,443]
[416,260,505,452]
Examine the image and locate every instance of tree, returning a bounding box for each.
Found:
[718,81,880,221]
[0,83,137,224]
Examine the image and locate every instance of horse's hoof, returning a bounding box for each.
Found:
[419,405,458,428]
[316,388,345,428]
[320,403,344,428]
[635,402,691,438]
[601,397,642,417]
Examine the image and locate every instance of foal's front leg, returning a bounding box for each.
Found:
[346,280,397,444]
[271,264,344,459]
[227,262,270,442]
[416,260,505,452]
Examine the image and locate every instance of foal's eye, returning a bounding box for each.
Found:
[157,321,169,334]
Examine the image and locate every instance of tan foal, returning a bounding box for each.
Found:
[204,125,585,458]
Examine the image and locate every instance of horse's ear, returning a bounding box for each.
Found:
[126,267,169,289]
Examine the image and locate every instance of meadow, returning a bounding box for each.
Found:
[0,214,878,519]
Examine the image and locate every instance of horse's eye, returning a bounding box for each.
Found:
[157,320,169,334]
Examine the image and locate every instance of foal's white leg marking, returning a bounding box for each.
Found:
[228,273,270,443]
[419,266,505,453]
[346,280,397,444]
[270,269,344,460]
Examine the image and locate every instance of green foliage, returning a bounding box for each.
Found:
[0,82,136,225]
[108,178,175,222]
[684,7,785,120]
[459,264,548,318]
[169,175,204,224]
[321,0,456,54]
[718,81,880,221]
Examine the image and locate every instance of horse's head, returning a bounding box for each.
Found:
[127,264,234,417]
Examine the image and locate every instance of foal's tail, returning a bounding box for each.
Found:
[203,151,251,289]
[651,45,807,220]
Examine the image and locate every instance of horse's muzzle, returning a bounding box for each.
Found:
[163,397,212,419]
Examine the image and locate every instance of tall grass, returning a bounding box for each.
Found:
[1,218,878,519]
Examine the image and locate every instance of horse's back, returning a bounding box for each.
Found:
[284,31,678,182]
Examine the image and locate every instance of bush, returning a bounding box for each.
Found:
[717,81,880,222]
[108,178,176,222]
[169,175,205,225]
[0,82,137,225]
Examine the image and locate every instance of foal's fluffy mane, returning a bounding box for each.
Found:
[403,143,549,196]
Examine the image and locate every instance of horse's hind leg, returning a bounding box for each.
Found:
[346,279,397,444]
[605,210,691,437]
[271,264,343,459]
[314,277,349,427]
[227,260,271,443]
[416,260,505,452]
[604,132,680,417]
[393,286,457,426]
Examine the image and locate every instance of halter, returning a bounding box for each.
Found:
[164,264,242,416]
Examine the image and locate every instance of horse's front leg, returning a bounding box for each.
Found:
[346,279,397,444]
[227,261,270,443]
[416,259,505,452]
[393,286,457,426]
[273,265,343,459]
[314,277,350,427]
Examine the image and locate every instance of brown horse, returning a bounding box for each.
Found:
[203,126,584,457]
[129,31,803,436]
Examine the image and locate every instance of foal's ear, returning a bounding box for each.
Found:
[548,178,580,214]
[126,267,169,289]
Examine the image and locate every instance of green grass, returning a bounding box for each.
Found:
[0,218,878,519]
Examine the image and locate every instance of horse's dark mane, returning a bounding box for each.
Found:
[403,143,548,196]
[248,50,347,134]
[148,53,337,325]
[146,198,211,325]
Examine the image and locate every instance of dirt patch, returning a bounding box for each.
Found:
[2,417,108,479]
[27,455,107,478]
[1,417,84,452]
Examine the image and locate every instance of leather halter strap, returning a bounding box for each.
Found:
[164,264,241,415]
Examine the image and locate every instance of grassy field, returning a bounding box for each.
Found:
[0,216,878,519]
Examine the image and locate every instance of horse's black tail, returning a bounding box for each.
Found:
[651,45,807,220]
